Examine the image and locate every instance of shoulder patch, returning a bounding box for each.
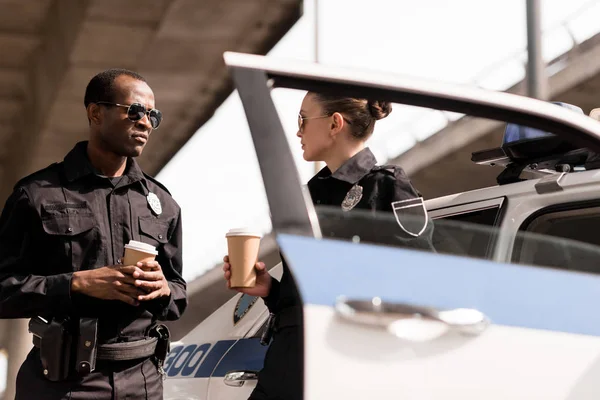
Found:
[13,162,62,190]
[143,172,172,195]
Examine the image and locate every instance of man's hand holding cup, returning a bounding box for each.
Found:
[132,260,171,301]
[123,240,170,301]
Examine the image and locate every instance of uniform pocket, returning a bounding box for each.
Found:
[41,214,95,236]
[40,213,98,272]
[138,216,169,249]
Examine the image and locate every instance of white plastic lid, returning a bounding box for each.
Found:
[124,240,158,255]
[225,228,262,238]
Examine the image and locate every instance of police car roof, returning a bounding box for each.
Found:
[470,102,598,185]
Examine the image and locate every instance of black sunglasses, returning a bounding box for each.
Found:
[96,102,163,129]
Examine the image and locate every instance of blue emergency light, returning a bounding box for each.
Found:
[472,101,593,185]
[502,102,584,144]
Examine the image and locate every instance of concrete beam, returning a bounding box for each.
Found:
[0,2,92,396]
[0,0,53,35]
[137,0,303,175]
[4,320,30,400]
[0,0,92,201]
[389,31,600,199]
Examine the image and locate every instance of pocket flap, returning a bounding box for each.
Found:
[42,215,96,236]
[139,217,169,244]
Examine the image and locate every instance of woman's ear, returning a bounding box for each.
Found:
[330,112,344,137]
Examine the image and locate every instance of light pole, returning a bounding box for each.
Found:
[526,0,548,100]
[313,0,323,174]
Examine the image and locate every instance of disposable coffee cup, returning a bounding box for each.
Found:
[226,228,262,288]
[123,240,158,266]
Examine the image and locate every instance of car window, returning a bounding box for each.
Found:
[432,204,503,259]
[316,205,600,275]
[514,205,600,273]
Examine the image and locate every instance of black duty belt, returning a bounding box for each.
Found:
[33,337,158,361]
[96,338,158,361]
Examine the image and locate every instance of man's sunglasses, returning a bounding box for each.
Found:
[96,102,163,129]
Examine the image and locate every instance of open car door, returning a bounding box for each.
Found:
[224,51,600,400]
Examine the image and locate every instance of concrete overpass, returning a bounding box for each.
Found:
[390,30,600,199]
[0,0,301,397]
[0,0,302,202]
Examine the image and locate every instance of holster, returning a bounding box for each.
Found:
[28,317,72,382]
[75,318,98,376]
[30,318,168,381]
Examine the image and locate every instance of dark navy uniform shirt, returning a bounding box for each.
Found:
[0,141,187,343]
[264,147,421,317]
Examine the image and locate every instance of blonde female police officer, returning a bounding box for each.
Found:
[223,92,426,400]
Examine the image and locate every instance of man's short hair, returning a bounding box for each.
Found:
[84,68,147,108]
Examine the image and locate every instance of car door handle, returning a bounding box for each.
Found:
[224,370,259,387]
[335,296,489,337]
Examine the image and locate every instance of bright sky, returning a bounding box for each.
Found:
[155,0,600,283]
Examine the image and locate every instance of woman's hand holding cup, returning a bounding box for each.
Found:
[223,255,272,298]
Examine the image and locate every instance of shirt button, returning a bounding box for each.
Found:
[67,227,73,233]
[158,234,163,240]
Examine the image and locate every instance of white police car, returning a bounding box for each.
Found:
[164,53,600,400]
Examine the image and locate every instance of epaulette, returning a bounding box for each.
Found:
[143,172,172,195]
[373,165,422,197]
[373,165,398,175]
[13,162,62,190]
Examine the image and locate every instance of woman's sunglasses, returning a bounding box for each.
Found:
[97,102,163,129]
[297,113,352,132]
[297,113,330,132]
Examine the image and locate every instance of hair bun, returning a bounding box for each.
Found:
[368,100,392,120]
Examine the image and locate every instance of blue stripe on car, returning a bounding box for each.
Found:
[165,338,267,378]
[278,234,600,337]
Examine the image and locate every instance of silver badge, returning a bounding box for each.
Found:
[147,192,162,215]
[341,184,363,212]
[391,197,428,237]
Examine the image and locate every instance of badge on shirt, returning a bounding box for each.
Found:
[341,184,363,212]
[147,192,162,216]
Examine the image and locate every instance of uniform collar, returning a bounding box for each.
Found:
[64,141,146,187]
[310,147,378,185]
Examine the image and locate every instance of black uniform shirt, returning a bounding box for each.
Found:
[0,141,187,343]
[264,147,420,315]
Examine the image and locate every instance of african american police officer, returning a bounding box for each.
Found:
[0,69,187,399]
